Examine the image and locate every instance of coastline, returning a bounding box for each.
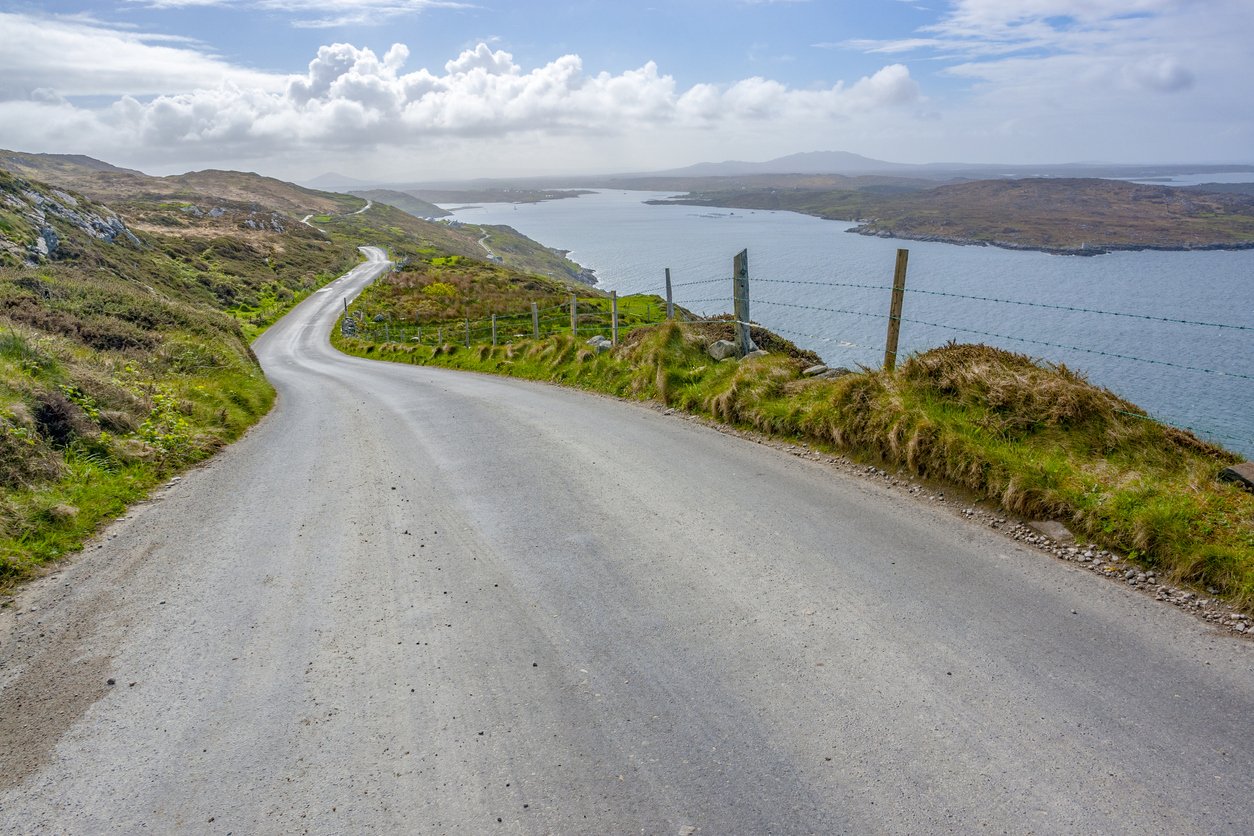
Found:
[646,189,1254,257]
[846,226,1254,257]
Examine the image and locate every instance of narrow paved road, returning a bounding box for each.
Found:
[2,248,1251,834]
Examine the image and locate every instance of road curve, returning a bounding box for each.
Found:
[1,248,1251,834]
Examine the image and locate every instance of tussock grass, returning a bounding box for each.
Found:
[336,322,1254,613]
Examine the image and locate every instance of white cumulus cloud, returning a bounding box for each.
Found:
[0,17,922,174]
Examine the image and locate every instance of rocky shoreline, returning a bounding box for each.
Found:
[848,225,1254,257]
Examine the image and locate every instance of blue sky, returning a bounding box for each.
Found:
[1,1,1250,181]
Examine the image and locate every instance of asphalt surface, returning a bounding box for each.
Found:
[1,247,1251,834]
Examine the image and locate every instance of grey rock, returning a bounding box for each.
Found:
[802,364,829,377]
[708,339,738,361]
[817,367,854,380]
[1027,520,1075,544]
[745,349,769,359]
[37,226,58,256]
[1218,462,1254,492]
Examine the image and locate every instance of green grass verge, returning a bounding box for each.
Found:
[0,261,278,591]
[333,319,1254,614]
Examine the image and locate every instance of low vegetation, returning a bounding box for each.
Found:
[335,302,1254,614]
[0,264,274,585]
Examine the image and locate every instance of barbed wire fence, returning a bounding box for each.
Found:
[341,247,1251,450]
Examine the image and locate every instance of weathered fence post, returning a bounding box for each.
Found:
[532,302,540,339]
[491,314,498,346]
[883,248,909,371]
[611,291,619,346]
[438,326,443,343]
[570,294,577,336]
[665,268,674,320]
[416,326,421,343]
[343,297,348,312]
[464,318,470,347]
[384,322,390,342]
[732,249,755,357]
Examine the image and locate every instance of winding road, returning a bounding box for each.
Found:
[1,248,1251,833]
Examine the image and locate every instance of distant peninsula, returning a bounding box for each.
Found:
[648,177,1254,255]
[408,187,594,206]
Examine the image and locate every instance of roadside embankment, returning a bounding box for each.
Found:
[333,320,1254,616]
[0,265,276,588]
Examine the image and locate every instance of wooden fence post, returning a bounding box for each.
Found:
[438,326,443,343]
[611,291,619,346]
[732,249,754,356]
[491,314,498,346]
[464,318,470,347]
[532,302,540,339]
[570,294,577,336]
[884,248,909,371]
[665,268,674,320]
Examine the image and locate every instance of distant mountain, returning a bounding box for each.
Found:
[306,171,377,191]
[630,151,1254,184]
[655,151,914,178]
[349,189,450,219]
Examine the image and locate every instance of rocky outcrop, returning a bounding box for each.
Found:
[0,172,143,265]
[1219,462,1254,492]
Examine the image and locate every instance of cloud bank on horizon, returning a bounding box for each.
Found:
[0,0,1249,181]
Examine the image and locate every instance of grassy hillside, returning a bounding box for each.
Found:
[0,150,361,217]
[0,164,369,588]
[313,201,598,286]
[0,258,277,587]
[350,189,450,219]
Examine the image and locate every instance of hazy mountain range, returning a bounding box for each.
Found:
[307,151,1254,192]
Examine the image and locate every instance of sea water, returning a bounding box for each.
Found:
[447,191,1254,456]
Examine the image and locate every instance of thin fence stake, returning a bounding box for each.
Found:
[570,294,577,336]
[464,318,470,348]
[416,326,421,343]
[665,268,674,320]
[884,248,909,371]
[532,302,540,339]
[611,291,619,346]
[732,249,754,356]
[492,314,498,346]
[438,326,443,343]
